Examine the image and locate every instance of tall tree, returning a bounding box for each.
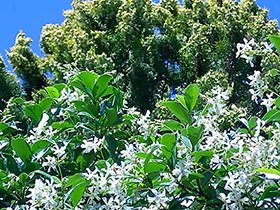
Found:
[0,56,20,110]
[7,32,47,99]
[5,0,280,112]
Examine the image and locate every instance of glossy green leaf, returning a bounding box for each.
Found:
[45,86,60,98]
[269,35,280,52]
[24,104,43,124]
[193,150,213,162]
[31,140,51,154]
[275,97,280,109]
[39,98,54,111]
[162,120,183,131]
[256,168,280,176]
[184,84,199,112]
[95,74,113,97]
[0,123,17,135]
[70,181,88,207]
[65,173,85,187]
[261,186,280,199]
[105,108,118,127]
[262,109,280,123]
[144,162,166,174]
[185,126,204,148]
[11,137,32,163]
[248,117,257,130]
[160,133,177,160]
[161,101,190,124]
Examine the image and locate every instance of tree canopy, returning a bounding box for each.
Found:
[3,0,280,112]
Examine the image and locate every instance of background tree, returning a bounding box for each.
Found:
[7,32,47,100]
[0,56,20,110]
[4,0,280,112]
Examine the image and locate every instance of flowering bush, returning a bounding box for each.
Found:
[1,30,280,210]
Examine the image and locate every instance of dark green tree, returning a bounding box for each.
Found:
[0,56,20,110]
[7,32,47,99]
[4,0,280,112]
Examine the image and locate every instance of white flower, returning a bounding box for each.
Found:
[137,110,151,139]
[248,71,268,102]
[51,143,67,159]
[42,156,57,172]
[260,93,275,111]
[210,154,225,170]
[27,179,60,209]
[81,136,105,153]
[29,113,49,143]
[261,41,273,53]
[181,196,195,208]
[248,71,261,86]
[147,189,170,208]
[236,38,257,67]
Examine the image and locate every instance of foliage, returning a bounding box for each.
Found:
[0,56,20,110]
[0,58,280,209]
[7,32,47,99]
[1,1,280,209]
[5,0,279,112]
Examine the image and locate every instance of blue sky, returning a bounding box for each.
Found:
[0,0,279,69]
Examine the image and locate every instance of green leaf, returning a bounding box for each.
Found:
[52,121,73,130]
[270,68,279,77]
[76,71,97,91]
[65,174,85,187]
[0,123,17,135]
[70,71,98,96]
[248,117,257,130]
[4,154,20,175]
[45,86,60,98]
[185,126,204,148]
[262,109,280,123]
[160,133,177,160]
[275,97,280,109]
[162,120,183,131]
[184,84,199,112]
[31,140,51,154]
[256,168,280,176]
[269,35,280,52]
[95,74,113,97]
[70,181,88,207]
[261,186,280,199]
[53,83,66,92]
[39,98,54,111]
[193,150,213,162]
[105,108,118,127]
[24,104,43,124]
[161,101,190,124]
[144,162,166,173]
[11,137,32,163]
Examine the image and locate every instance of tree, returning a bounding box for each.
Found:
[7,32,47,99]
[5,0,280,112]
[0,56,20,110]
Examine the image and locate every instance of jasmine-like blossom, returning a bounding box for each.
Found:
[260,93,275,111]
[137,110,151,139]
[81,136,105,153]
[51,143,67,159]
[248,71,268,102]
[27,179,60,209]
[28,113,49,143]
[236,38,256,58]
[261,41,273,53]
[42,156,57,172]
[236,38,256,67]
[147,189,170,209]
